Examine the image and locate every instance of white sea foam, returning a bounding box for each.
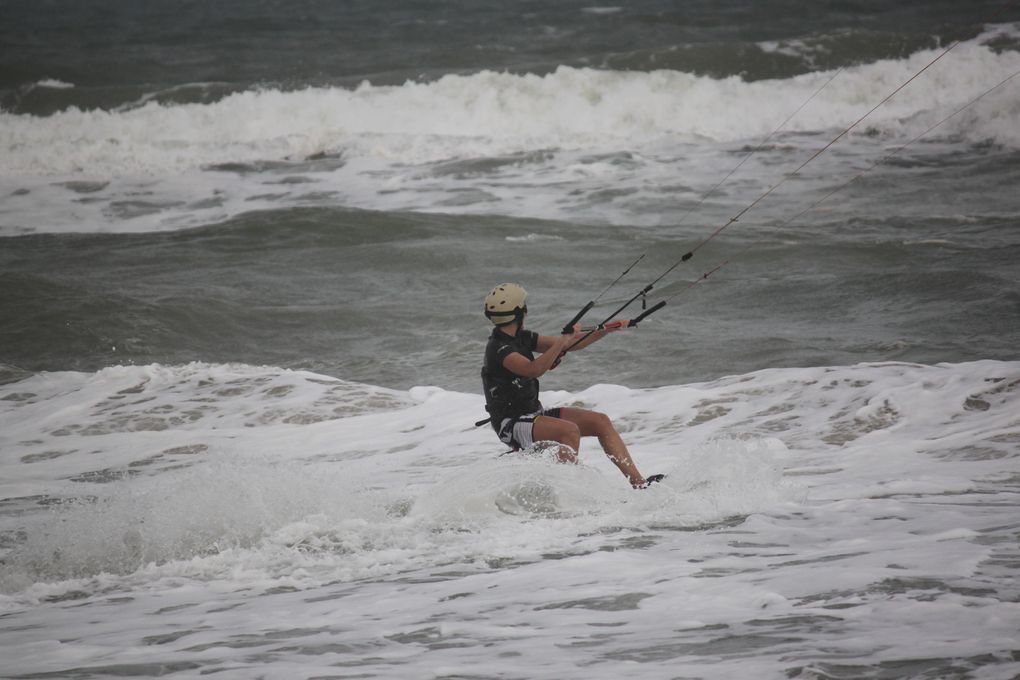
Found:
[2,35,1017,178]
[504,233,566,242]
[32,79,75,90]
[1,360,1018,677]
[1,28,1017,236]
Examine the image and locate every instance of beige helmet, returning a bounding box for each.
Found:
[484,283,528,326]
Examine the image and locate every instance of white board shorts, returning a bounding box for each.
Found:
[496,407,562,451]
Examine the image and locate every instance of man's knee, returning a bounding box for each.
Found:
[537,416,580,446]
[558,419,581,445]
[590,411,615,435]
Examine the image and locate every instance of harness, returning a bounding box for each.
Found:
[476,328,541,428]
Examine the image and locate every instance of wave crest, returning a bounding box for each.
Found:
[2,33,1018,178]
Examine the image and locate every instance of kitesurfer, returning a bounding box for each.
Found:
[480,283,663,489]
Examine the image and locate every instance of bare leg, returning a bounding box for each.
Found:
[548,407,646,487]
[532,414,580,463]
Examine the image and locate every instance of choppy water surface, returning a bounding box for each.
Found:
[2,1,1019,677]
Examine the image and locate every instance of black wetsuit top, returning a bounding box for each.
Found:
[481,327,543,429]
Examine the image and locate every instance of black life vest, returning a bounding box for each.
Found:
[480,327,542,428]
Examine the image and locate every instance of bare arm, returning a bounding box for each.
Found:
[535,321,630,354]
[502,333,573,379]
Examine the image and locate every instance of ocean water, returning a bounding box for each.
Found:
[2,1,1020,678]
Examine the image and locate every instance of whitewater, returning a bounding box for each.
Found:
[2,7,1020,678]
[3,28,1020,236]
[1,359,1019,678]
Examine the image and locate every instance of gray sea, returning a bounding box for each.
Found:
[2,2,1019,678]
